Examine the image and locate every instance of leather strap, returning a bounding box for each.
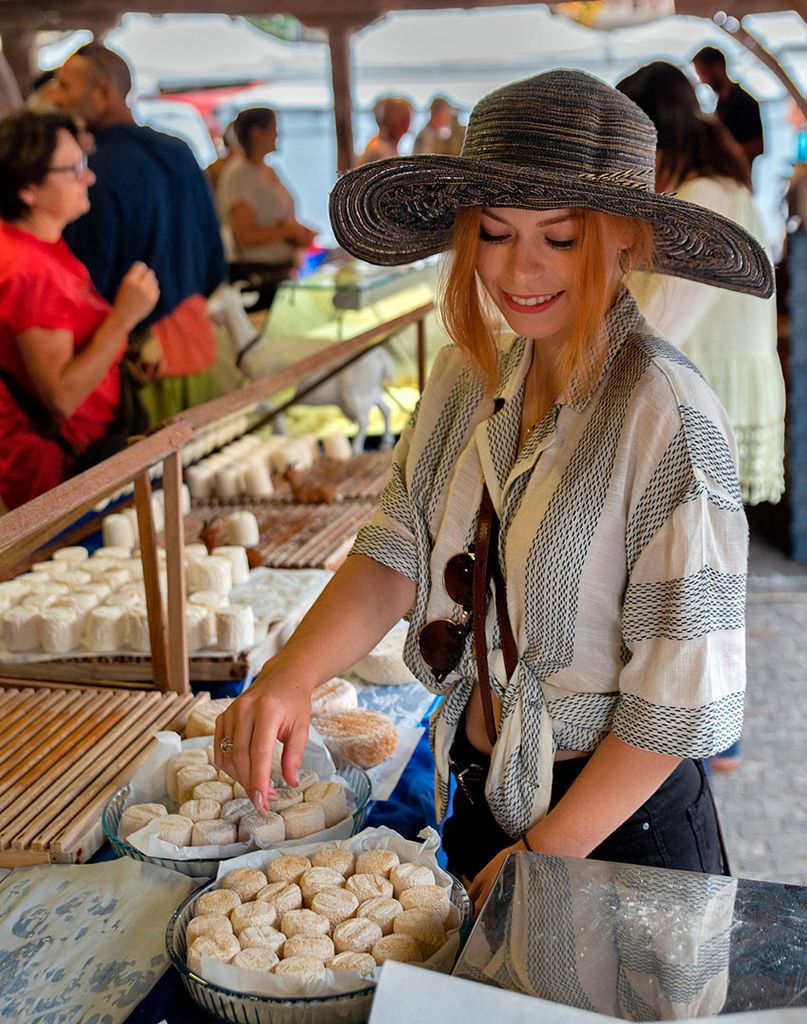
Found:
[472,485,498,748]
[491,544,518,681]
[472,484,518,749]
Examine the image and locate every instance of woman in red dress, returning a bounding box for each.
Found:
[0,110,159,509]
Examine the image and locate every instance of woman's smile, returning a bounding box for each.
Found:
[502,289,564,313]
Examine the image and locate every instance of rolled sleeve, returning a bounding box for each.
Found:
[350,418,419,583]
[614,482,747,758]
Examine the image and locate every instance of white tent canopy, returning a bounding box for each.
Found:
[105,13,326,93]
[37,8,800,247]
[43,7,800,107]
[352,6,603,72]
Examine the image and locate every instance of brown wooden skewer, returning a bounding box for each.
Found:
[0,688,145,794]
[0,691,136,846]
[0,688,99,786]
[0,687,56,754]
[48,693,201,857]
[18,691,173,848]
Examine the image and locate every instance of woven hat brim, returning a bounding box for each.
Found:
[329,155,774,299]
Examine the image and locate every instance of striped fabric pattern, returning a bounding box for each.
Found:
[351,290,747,839]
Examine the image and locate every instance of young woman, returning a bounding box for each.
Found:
[618,61,784,508]
[0,110,158,509]
[215,71,772,909]
[216,106,316,311]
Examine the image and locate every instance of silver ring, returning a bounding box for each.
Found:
[219,736,235,753]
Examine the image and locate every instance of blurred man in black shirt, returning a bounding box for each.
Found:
[693,47,763,169]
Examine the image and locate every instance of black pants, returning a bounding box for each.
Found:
[442,725,729,881]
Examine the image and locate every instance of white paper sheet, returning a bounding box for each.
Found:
[369,964,807,1024]
[122,731,363,861]
[370,964,610,1024]
[0,858,197,1024]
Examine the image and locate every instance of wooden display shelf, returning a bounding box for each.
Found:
[0,652,251,686]
[0,300,431,694]
[0,684,208,865]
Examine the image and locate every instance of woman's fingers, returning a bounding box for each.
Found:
[211,673,315,814]
[467,847,515,915]
[470,872,491,915]
[248,704,283,813]
[213,703,239,777]
[278,718,309,789]
[230,707,258,803]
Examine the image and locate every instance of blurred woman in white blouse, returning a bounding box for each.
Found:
[217,106,316,310]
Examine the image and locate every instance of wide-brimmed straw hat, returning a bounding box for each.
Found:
[329,69,773,298]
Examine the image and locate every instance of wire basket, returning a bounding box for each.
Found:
[166,870,471,1024]
[102,760,373,879]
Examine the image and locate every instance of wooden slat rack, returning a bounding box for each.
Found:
[0,684,208,865]
[196,450,394,506]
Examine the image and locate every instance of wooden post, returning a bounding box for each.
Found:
[133,471,169,691]
[162,449,189,695]
[0,48,22,115]
[0,25,37,96]
[724,21,807,119]
[327,20,356,173]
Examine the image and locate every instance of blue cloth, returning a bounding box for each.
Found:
[366,726,439,840]
[706,739,742,774]
[126,971,206,1024]
[64,124,225,325]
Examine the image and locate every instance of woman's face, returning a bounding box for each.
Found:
[252,120,278,158]
[474,207,628,351]
[20,128,95,228]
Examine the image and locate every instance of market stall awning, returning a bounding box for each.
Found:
[3,0,807,170]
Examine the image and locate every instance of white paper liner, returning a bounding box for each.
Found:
[195,826,461,1000]
[121,731,361,861]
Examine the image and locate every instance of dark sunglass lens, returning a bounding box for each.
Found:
[444,552,474,609]
[418,619,467,674]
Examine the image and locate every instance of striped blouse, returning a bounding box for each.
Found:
[352,290,747,839]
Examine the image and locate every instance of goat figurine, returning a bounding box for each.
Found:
[209,284,396,452]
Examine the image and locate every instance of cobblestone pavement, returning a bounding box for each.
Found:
[709,527,807,886]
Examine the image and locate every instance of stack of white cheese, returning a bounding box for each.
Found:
[0,507,262,657]
[184,429,353,501]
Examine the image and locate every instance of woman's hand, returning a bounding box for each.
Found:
[113,261,160,330]
[212,557,416,814]
[468,841,524,915]
[213,662,314,814]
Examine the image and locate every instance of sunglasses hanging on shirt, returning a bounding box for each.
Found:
[418,485,518,748]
